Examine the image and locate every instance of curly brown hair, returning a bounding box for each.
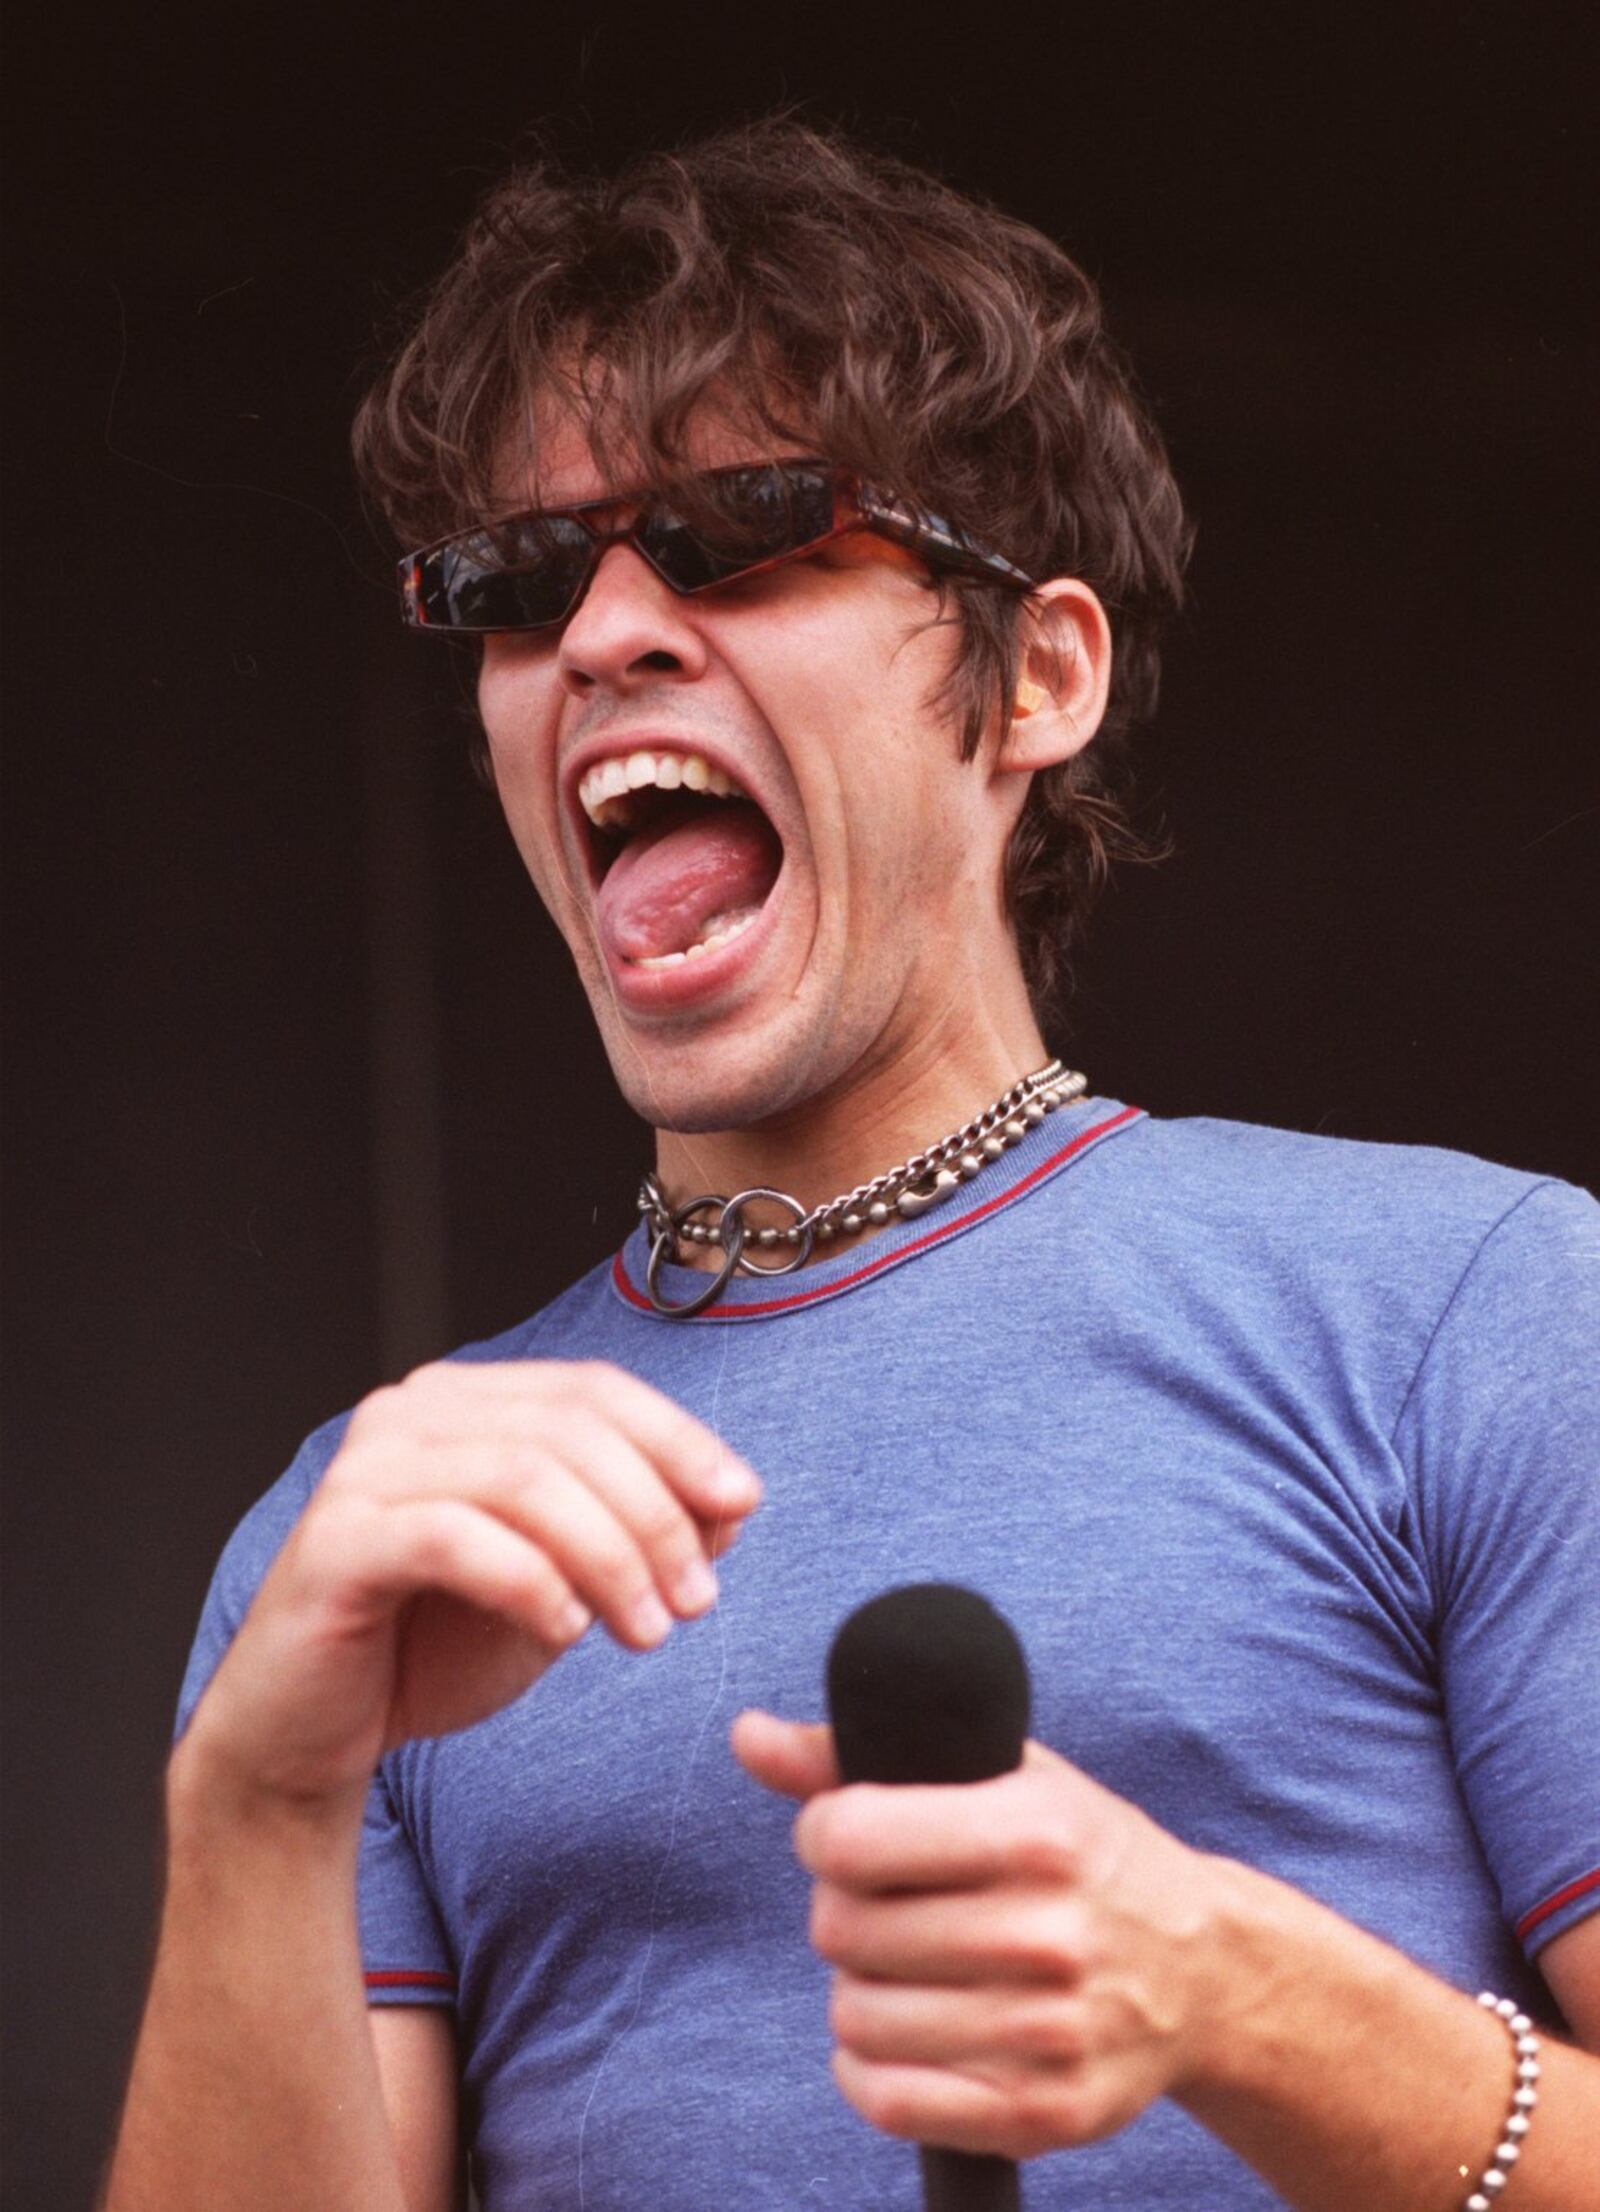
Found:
[351,117,1192,1038]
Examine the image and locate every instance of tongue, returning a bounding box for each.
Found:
[597,797,783,962]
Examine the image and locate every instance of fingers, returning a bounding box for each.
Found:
[736,1725,1082,1828]
[358,1359,761,1523]
[340,1442,677,1654]
[473,1450,687,1650]
[730,1711,841,1800]
[342,1494,595,1651]
[333,1359,762,1650]
[830,2049,1049,2159]
[191,1360,763,1805]
[831,2028,1127,2159]
[792,1760,1082,1893]
[810,1883,1087,1988]
[794,1780,1012,1890]
[241,1490,600,1769]
[548,1413,726,1617]
[829,1973,1086,2072]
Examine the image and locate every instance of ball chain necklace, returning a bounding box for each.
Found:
[638,1060,1088,1317]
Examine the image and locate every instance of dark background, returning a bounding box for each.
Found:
[3,2,1595,2200]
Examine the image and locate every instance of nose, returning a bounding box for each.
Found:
[556,543,711,700]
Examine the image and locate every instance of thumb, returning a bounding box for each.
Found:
[731,1708,841,1801]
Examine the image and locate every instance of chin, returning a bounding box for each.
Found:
[592,986,852,1140]
[602,1035,803,1138]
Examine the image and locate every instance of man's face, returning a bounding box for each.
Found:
[475,407,1026,1137]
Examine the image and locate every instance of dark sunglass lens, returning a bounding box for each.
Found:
[643,465,836,589]
[419,516,594,630]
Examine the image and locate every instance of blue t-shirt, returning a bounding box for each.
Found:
[178,1100,1600,2209]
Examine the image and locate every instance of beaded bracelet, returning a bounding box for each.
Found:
[1462,1991,1541,2209]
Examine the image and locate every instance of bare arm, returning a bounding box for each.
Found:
[371,2012,461,2212]
[1173,1857,1600,2210]
[109,1793,460,2212]
[736,1716,1600,2210]
[1541,1913,1600,2050]
[105,1761,408,2212]
[102,1361,759,2212]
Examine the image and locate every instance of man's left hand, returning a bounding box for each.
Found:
[730,1709,1235,2160]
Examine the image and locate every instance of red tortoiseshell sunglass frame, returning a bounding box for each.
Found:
[398,459,1037,636]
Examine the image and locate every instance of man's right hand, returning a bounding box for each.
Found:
[176,1359,761,1823]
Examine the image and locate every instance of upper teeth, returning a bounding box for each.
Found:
[578,748,741,831]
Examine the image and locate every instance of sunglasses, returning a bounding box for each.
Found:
[398,459,1036,635]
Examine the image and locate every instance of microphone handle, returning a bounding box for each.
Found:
[827,1585,1032,2211]
[920,2147,1020,2212]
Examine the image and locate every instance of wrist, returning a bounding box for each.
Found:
[1166,1856,1532,2212]
[1168,1851,1425,2107]
[1163,1851,1297,2102]
[167,1723,367,1869]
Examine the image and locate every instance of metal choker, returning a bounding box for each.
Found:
[637,1061,1087,1318]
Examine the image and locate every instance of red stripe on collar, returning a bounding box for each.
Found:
[612,1103,1143,1322]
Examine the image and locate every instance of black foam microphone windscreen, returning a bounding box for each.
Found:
[826,1584,1032,2212]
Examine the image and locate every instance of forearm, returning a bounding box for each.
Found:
[102,1743,405,2212]
[1177,1858,1600,2211]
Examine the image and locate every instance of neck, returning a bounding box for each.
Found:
[652,1005,1061,1273]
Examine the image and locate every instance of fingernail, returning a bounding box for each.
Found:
[713,1456,760,1502]
[630,1592,674,1645]
[556,1599,593,1644]
[671,1556,719,1614]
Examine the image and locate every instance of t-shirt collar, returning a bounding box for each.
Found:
[610,1095,1143,1323]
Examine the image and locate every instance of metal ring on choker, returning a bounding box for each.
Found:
[637,1063,1088,1317]
[718,1188,816,1276]
[643,1192,746,1319]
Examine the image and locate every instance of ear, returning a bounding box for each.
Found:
[994,578,1113,776]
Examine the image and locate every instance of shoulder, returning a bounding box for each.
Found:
[212,1254,624,1612]
[178,1249,627,1731]
[1076,1108,1597,1421]
[1113,1107,1594,1275]
[205,1406,351,1599]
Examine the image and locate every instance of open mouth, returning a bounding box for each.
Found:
[579,748,785,972]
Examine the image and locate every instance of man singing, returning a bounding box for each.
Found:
[105,120,1599,2209]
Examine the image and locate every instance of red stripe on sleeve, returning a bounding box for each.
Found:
[1515,1866,1600,1943]
[364,1969,457,1990]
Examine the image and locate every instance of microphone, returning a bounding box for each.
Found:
[826,1584,1032,2212]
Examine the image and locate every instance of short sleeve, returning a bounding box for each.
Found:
[1397,1178,1600,1959]
[174,1421,344,1737]
[174,1412,455,2007]
[359,1763,457,2007]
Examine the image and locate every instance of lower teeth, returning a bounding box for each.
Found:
[632,908,760,971]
